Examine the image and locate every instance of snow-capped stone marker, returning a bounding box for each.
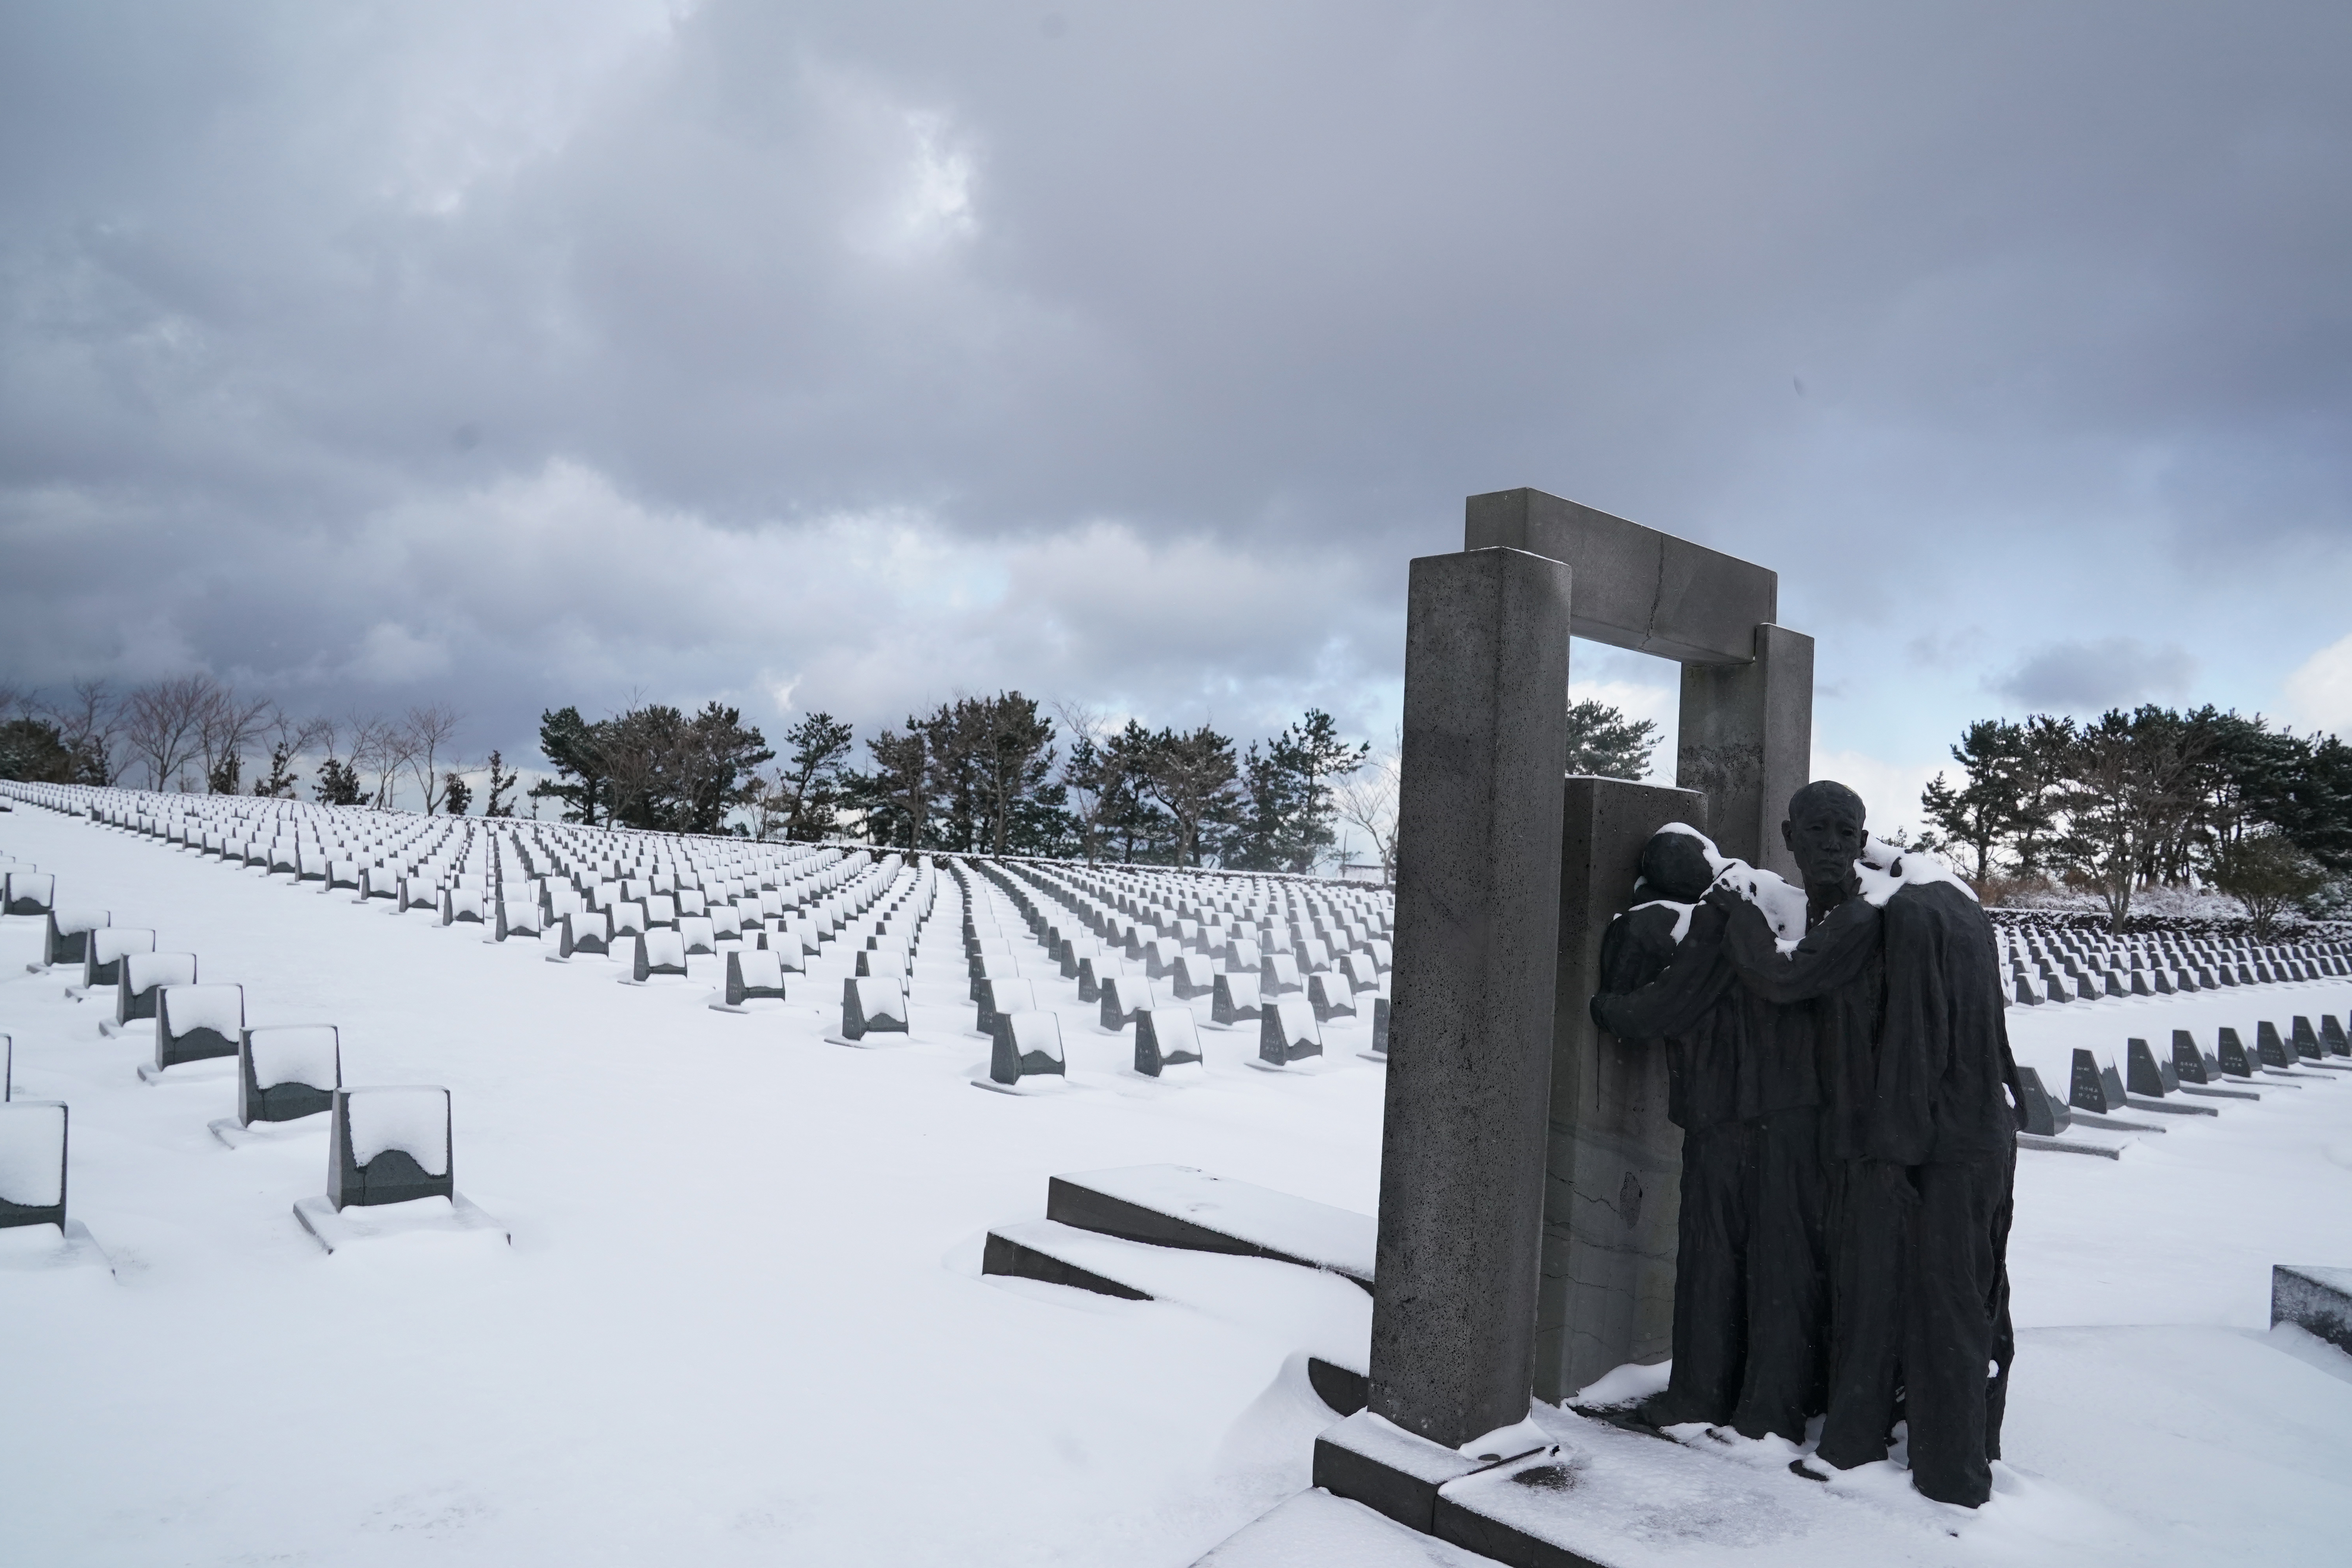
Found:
[1,1032,9,1099]
[2127,1038,2180,1098]
[292,1086,506,1253]
[830,975,908,1045]
[1259,952,1305,996]
[438,887,485,926]
[2217,1027,2258,1078]
[494,899,540,941]
[857,948,909,979]
[1308,971,1359,1022]
[105,950,197,1035]
[1211,971,1263,1026]
[976,976,1035,1038]
[138,982,245,1082]
[42,902,108,969]
[2323,1015,2350,1057]
[1099,974,1162,1032]
[2271,1265,2352,1357]
[329,1086,449,1206]
[1224,936,1262,975]
[1368,995,1390,1059]
[3,870,55,917]
[712,948,787,1012]
[1170,953,1217,999]
[358,865,399,901]
[677,915,717,957]
[623,928,690,984]
[2010,1065,2073,1138]
[0,1100,69,1229]
[79,925,153,992]
[550,909,613,960]
[1256,995,1324,1068]
[227,1025,341,1130]
[610,899,648,939]
[1132,1008,1204,1078]
[974,1009,1067,1092]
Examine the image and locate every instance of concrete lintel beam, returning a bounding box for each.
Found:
[1464,488,1776,666]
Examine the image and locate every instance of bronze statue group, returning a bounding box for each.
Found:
[1591,781,2018,1509]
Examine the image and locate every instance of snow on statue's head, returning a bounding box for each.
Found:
[1782,780,1867,891]
[1638,825,1719,904]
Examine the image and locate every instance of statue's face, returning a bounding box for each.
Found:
[1782,798,1865,889]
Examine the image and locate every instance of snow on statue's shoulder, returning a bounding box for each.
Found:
[1709,858,1808,945]
[1625,899,1697,944]
[1855,836,1977,908]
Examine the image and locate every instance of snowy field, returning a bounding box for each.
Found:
[3,804,2351,1567]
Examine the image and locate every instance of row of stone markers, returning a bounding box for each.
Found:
[2007,1011,2352,1158]
[3,780,1392,1090]
[0,848,480,1253]
[1993,915,2351,1006]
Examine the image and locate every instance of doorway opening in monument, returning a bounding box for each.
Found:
[1569,639,1678,787]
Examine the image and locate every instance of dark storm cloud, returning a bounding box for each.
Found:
[2,0,2347,775]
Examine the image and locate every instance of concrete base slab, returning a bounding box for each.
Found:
[0,1220,114,1279]
[968,1074,1080,1097]
[138,1058,234,1086]
[2017,1134,2124,1160]
[1191,1489,1501,1567]
[1046,1164,1376,1286]
[292,1192,509,1255]
[208,1115,325,1149]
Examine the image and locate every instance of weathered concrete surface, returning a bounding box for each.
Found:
[1677,622,1815,880]
[1367,547,1572,1449]
[1464,488,1775,666]
[1534,775,1707,1403]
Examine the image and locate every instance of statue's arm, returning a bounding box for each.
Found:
[1714,892,1879,1002]
[1591,905,1730,1039]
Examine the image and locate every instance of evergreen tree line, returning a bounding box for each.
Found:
[530,693,1390,873]
[1917,705,2352,928]
[5,671,1669,879]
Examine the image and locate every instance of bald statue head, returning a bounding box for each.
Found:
[1639,827,1718,903]
[1783,780,1867,896]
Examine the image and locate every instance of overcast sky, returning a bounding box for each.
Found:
[4,1,2348,830]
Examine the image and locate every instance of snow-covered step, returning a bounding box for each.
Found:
[1046,1163,1375,1289]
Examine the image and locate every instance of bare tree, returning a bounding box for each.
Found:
[44,680,126,783]
[1334,730,1401,884]
[346,713,408,808]
[196,688,280,794]
[123,675,222,790]
[400,703,464,813]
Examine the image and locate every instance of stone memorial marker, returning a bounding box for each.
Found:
[1133,1008,1205,1077]
[983,1010,1067,1090]
[81,925,155,991]
[1212,971,1264,1025]
[109,950,198,1033]
[623,928,690,984]
[142,982,245,1081]
[833,975,909,1044]
[1257,994,1324,1067]
[0,1100,68,1229]
[44,903,108,968]
[233,1025,341,1126]
[714,948,789,1011]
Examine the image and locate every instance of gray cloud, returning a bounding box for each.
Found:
[1993,638,2197,712]
[2,1,2347,771]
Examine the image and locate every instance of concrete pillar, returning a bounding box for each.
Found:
[1367,546,1573,1449]
[1676,623,1814,881]
[1532,777,1708,1402]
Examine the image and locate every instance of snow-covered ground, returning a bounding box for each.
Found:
[2,805,2351,1566]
